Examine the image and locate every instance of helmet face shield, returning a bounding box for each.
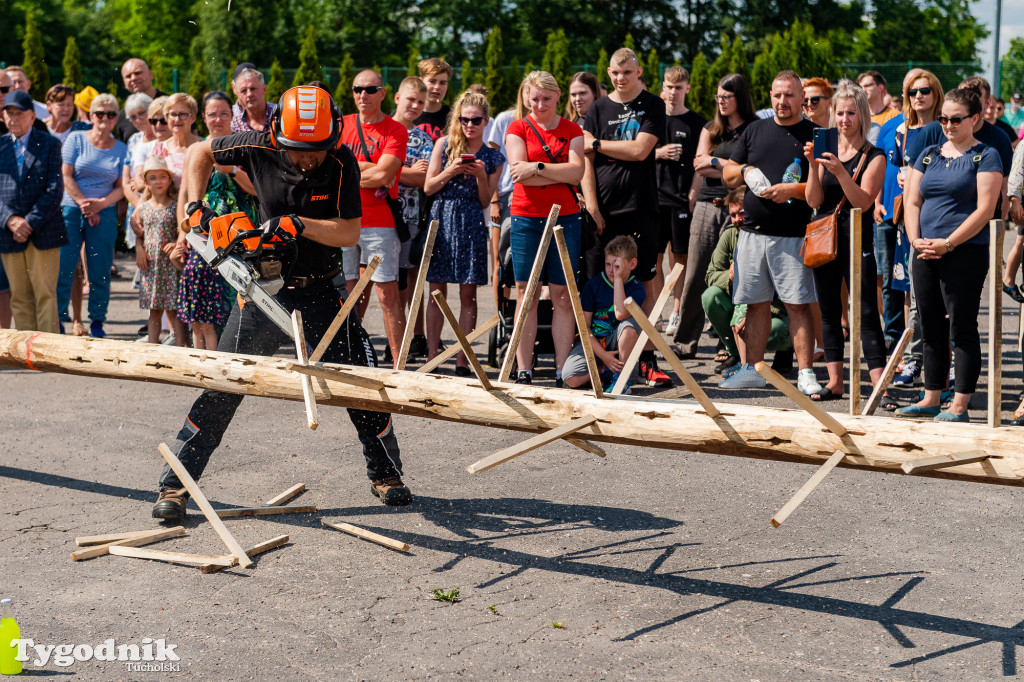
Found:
[275,86,338,151]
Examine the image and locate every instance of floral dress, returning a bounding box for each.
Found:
[427,142,504,285]
[137,202,180,310]
[176,171,258,325]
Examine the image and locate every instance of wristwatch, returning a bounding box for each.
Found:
[944,238,955,253]
[536,162,545,175]
[592,139,601,153]
[710,157,719,168]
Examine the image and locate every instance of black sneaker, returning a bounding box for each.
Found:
[455,365,473,377]
[715,355,741,374]
[554,377,564,388]
[382,344,394,365]
[409,334,428,359]
[515,370,532,385]
[370,476,412,506]
[771,349,794,374]
[152,488,189,520]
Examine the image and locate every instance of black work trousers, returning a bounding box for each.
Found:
[912,243,988,393]
[158,280,402,490]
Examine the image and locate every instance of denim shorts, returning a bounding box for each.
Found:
[509,212,581,287]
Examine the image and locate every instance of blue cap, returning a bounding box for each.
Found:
[3,90,34,112]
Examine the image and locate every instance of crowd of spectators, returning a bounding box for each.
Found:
[3,50,1024,426]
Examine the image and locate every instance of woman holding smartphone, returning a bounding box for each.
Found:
[424,91,504,375]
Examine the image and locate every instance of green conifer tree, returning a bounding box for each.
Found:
[334,53,356,115]
[595,47,610,90]
[406,44,419,77]
[151,54,171,93]
[292,25,322,87]
[460,58,473,95]
[484,27,505,111]
[688,52,713,118]
[541,29,572,108]
[62,37,83,92]
[187,60,208,104]
[266,59,285,103]
[645,49,660,93]
[623,33,636,54]
[21,11,50,100]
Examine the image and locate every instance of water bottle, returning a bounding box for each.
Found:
[781,157,803,204]
[0,599,22,675]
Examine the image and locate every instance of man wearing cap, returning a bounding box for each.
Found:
[1003,93,1024,133]
[231,63,275,133]
[4,67,49,119]
[0,90,67,333]
[152,85,410,523]
[115,59,167,142]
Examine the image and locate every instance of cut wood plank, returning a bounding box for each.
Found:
[430,290,493,390]
[553,225,603,398]
[467,415,599,474]
[310,254,381,363]
[322,519,410,552]
[291,309,319,430]
[418,316,498,374]
[264,483,305,507]
[771,449,847,528]
[76,529,169,547]
[71,526,185,561]
[200,535,290,573]
[214,505,316,518]
[612,263,684,395]
[285,362,386,391]
[499,205,559,382]
[624,297,721,419]
[396,220,439,370]
[988,220,1005,428]
[109,545,235,566]
[862,326,913,416]
[565,437,607,457]
[755,362,849,440]
[157,443,252,568]
[849,207,862,416]
[901,451,991,474]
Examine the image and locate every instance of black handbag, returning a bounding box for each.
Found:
[355,119,411,243]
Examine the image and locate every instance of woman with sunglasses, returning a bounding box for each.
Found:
[44,84,91,144]
[671,73,755,369]
[116,93,153,251]
[56,93,127,338]
[803,80,888,402]
[802,78,834,129]
[896,88,1002,422]
[174,91,258,350]
[424,90,504,375]
[151,94,202,194]
[505,70,586,385]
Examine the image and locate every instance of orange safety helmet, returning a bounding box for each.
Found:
[269,86,342,151]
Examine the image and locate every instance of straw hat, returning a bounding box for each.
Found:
[74,85,99,111]
[142,154,173,180]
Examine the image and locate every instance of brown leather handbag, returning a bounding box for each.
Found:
[802,147,870,268]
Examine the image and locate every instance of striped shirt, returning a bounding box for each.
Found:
[60,131,127,207]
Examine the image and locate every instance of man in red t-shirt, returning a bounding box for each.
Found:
[340,69,409,364]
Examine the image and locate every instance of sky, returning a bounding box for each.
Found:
[973,0,1022,80]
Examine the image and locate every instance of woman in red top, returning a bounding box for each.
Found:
[505,70,586,385]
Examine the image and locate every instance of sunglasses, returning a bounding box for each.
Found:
[908,87,932,97]
[351,85,383,95]
[458,116,484,126]
[938,114,970,126]
[0,86,11,94]
[803,96,827,106]
[148,117,167,126]
[92,111,118,120]
[714,94,735,103]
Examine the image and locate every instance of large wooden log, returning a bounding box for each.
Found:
[2,330,1023,487]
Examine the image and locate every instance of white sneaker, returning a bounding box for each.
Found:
[719,364,766,389]
[797,368,822,395]
[664,312,681,335]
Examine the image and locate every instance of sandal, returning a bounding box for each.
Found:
[713,350,730,363]
[880,394,900,411]
[810,387,843,401]
[1003,283,1024,304]
[72,322,88,336]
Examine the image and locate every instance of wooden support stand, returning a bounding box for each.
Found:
[467,415,598,474]
[200,535,290,573]
[612,264,684,395]
[285,362,386,391]
[499,205,559,383]
[397,220,439,370]
[862,327,914,416]
[109,546,235,567]
[849,207,862,416]
[988,220,1005,428]
[157,443,252,568]
[770,450,847,528]
[291,309,319,430]
[264,483,305,507]
[322,519,410,552]
[310,254,382,363]
[214,505,316,518]
[70,526,185,562]
[553,225,604,397]
[417,316,498,374]
[430,290,493,390]
[755,362,849,440]
[901,450,991,474]
[624,297,721,418]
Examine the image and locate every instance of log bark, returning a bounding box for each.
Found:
[2,330,1023,487]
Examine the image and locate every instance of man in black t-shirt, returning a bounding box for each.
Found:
[152,87,410,522]
[115,58,168,142]
[582,47,672,387]
[654,66,706,337]
[719,70,822,395]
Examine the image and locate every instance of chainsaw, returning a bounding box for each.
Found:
[184,206,301,338]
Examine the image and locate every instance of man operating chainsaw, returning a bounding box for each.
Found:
[152,86,410,521]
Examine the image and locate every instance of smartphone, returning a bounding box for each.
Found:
[813,128,838,159]
[461,154,476,165]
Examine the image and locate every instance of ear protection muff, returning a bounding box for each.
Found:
[268,86,344,151]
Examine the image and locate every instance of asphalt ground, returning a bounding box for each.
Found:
[2,238,1023,680]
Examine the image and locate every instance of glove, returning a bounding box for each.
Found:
[186,200,218,233]
[259,215,305,241]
